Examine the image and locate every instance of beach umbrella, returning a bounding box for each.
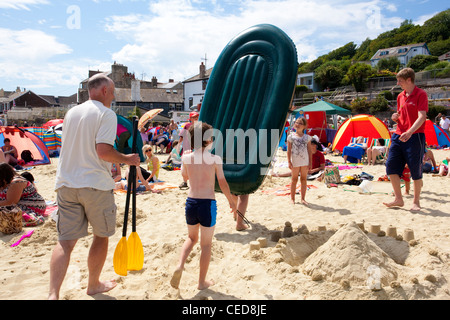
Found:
[292,101,351,116]
[424,119,450,148]
[43,119,63,128]
[138,109,164,130]
[332,114,391,152]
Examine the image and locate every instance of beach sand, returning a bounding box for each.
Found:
[0,149,449,300]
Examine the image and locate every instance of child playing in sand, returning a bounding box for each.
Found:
[170,122,236,290]
[287,117,312,205]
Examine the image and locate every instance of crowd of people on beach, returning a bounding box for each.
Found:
[0,68,449,299]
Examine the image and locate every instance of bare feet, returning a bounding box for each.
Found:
[301,199,309,206]
[236,224,248,231]
[411,202,421,211]
[87,279,117,296]
[383,199,404,208]
[198,279,215,290]
[170,268,183,289]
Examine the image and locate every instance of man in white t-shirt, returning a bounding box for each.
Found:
[440,115,450,135]
[49,74,140,300]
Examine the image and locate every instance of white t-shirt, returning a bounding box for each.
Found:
[440,118,450,130]
[55,100,117,191]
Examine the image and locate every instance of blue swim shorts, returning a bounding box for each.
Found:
[185,198,217,227]
[386,133,425,181]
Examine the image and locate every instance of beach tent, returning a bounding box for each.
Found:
[424,119,450,148]
[0,126,51,165]
[332,114,391,152]
[292,101,351,116]
[115,115,145,162]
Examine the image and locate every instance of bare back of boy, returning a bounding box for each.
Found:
[182,150,222,199]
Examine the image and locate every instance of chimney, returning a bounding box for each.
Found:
[152,76,158,88]
[199,62,206,79]
[169,79,174,83]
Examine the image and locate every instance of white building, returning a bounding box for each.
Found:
[182,62,213,111]
[370,43,430,68]
[297,72,320,92]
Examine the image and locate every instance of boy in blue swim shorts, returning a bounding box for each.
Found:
[170,122,236,290]
[384,68,428,211]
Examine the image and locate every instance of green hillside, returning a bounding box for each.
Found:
[297,9,450,91]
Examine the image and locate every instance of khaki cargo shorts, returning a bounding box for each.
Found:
[56,186,117,241]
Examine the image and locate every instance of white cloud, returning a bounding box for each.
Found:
[414,12,438,25]
[0,0,49,10]
[0,28,84,93]
[0,28,72,61]
[104,0,405,78]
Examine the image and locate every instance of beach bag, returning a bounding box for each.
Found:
[323,166,341,184]
[0,205,23,234]
[20,150,34,163]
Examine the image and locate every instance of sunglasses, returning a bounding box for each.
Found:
[145,149,152,153]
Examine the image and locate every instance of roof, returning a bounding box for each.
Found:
[114,88,183,103]
[371,43,429,61]
[183,67,213,83]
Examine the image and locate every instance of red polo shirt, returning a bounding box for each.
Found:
[395,86,428,135]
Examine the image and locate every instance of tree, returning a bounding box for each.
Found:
[346,63,374,92]
[407,55,439,72]
[421,9,450,42]
[314,65,344,90]
[376,57,400,72]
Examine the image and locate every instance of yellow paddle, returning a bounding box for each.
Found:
[113,166,133,276]
[127,117,144,271]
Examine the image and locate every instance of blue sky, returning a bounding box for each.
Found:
[0,0,448,96]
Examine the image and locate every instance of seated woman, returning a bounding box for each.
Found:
[1,138,19,166]
[115,165,160,193]
[143,145,160,182]
[342,136,367,164]
[309,139,326,180]
[0,163,47,227]
[162,140,182,169]
[366,138,386,165]
[155,130,170,153]
[422,147,438,173]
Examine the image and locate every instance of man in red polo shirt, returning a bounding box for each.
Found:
[384,68,428,211]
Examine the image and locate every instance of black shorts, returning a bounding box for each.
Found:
[386,133,425,180]
[185,198,217,227]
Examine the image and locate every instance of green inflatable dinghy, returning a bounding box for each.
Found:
[199,24,298,195]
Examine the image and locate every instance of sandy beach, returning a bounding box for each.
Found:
[0,149,449,300]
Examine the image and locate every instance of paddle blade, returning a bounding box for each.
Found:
[113,237,128,276]
[127,232,144,271]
